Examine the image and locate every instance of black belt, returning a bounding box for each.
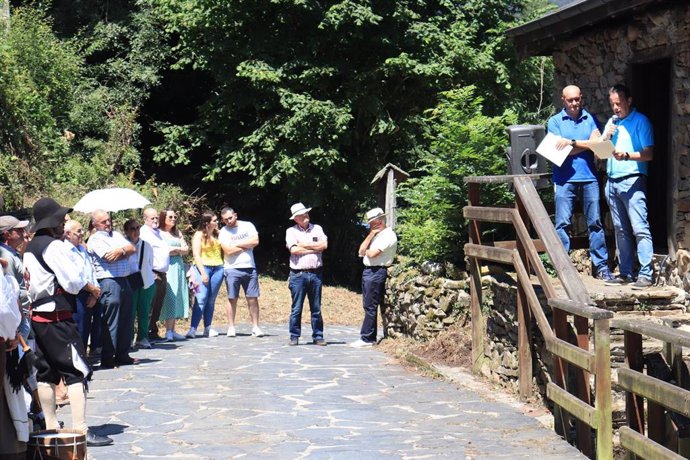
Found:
[291,268,322,273]
[609,173,643,182]
[365,266,388,270]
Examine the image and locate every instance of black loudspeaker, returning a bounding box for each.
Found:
[506,124,549,189]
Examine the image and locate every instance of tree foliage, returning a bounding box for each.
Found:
[397,86,516,264]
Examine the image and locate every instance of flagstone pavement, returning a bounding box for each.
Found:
[72,325,582,459]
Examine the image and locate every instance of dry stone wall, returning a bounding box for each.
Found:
[383,264,470,340]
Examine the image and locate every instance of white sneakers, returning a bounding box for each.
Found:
[204,327,219,337]
[185,327,197,339]
[226,326,236,337]
[252,326,265,337]
[349,339,373,348]
[165,330,187,342]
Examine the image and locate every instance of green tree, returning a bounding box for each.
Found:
[397,86,517,264]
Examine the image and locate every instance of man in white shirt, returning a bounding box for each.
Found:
[138,208,170,341]
[350,208,397,348]
[218,207,264,337]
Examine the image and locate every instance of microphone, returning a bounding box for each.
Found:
[599,114,619,141]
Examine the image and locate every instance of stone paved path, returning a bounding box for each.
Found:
[75,325,582,459]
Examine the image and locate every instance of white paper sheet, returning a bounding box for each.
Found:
[536,133,572,167]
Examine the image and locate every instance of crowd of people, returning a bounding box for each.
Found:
[0,198,398,457]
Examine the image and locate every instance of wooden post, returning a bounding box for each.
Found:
[516,195,532,400]
[624,331,645,435]
[594,318,613,460]
[468,182,484,374]
[575,315,592,457]
[1,0,9,25]
[386,168,396,229]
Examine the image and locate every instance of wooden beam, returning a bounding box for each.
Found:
[462,206,514,223]
[612,319,690,349]
[464,244,514,265]
[494,239,546,252]
[618,368,690,418]
[464,173,550,185]
[619,427,684,460]
[512,252,554,340]
[516,195,532,401]
[547,383,597,428]
[546,337,596,374]
[624,331,645,435]
[512,176,591,305]
[594,318,613,458]
[548,298,613,320]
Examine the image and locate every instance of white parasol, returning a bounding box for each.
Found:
[73,188,151,213]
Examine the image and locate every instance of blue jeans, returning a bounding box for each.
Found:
[73,291,103,351]
[555,181,609,273]
[360,267,387,343]
[288,271,324,340]
[191,265,224,329]
[605,175,653,279]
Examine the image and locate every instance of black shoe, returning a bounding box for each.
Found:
[313,339,327,346]
[115,356,138,366]
[100,359,116,369]
[631,277,653,290]
[605,274,633,286]
[289,337,298,346]
[87,429,113,447]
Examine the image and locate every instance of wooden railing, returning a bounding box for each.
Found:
[612,318,690,459]
[464,174,612,459]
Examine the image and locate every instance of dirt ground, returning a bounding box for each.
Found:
[173,275,363,333]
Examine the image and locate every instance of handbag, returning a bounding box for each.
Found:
[127,242,145,290]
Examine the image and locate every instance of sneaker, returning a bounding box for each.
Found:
[605,274,633,286]
[349,339,373,348]
[164,331,173,342]
[313,339,327,346]
[204,327,219,337]
[596,269,615,282]
[289,337,299,346]
[252,326,265,337]
[171,331,187,341]
[185,327,197,339]
[86,429,113,447]
[226,326,236,337]
[136,338,152,349]
[631,277,653,290]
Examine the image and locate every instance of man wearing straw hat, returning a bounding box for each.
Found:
[285,202,327,346]
[23,197,113,447]
[350,207,397,348]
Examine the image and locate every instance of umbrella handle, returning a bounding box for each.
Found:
[17,334,31,353]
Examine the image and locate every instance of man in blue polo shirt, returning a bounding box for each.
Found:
[548,85,613,281]
[602,84,654,289]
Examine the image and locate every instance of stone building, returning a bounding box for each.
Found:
[508,0,690,259]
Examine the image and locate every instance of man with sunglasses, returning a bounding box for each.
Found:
[548,85,613,281]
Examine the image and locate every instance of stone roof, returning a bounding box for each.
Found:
[507,0,667,57]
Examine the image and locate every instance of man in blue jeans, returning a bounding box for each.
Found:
[548,85,613,281]
[602,84,654,289]
[285,202,327,346]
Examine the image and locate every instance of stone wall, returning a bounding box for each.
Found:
[550,3,690,253]
[383,264,471,340]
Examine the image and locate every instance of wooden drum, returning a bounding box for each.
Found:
[27,429,87,460]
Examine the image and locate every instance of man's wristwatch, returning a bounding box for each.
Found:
[624,152,630,161]
[570,139,576,147]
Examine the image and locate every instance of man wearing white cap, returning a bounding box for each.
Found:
[351,208,397,348]
[285,203,327,346]
[0,215,31,339]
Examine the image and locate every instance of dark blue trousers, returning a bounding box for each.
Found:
[98,277,133,363]
[360,266,387,343]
